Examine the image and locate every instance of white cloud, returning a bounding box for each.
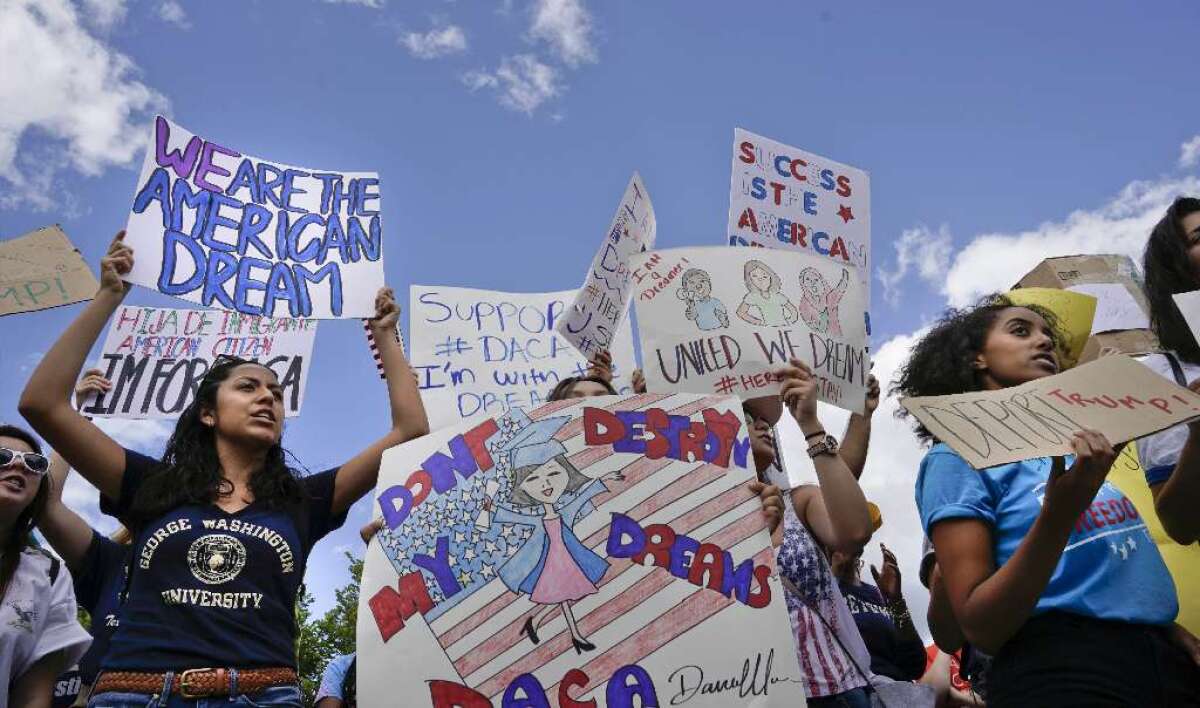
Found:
[156,0,190,29]
[323,0,384,7]
[877,224,952,306]
[1180,135,1200,169]
[942,175,1200,307]
[462,54,561,114]
[401,22,467,60]
[528,0,596,67]
[95,417,173,457]
[0,0,166,211]
[80,0,127,32]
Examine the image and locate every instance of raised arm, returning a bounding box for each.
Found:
[839,374,879,480]
[19,232,131,501]
[331,288,431,515]
[933,433,1117,654]
[778,358,871,553]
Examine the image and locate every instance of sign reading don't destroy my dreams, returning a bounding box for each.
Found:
[123,116,385,319]
[81,305,317,419]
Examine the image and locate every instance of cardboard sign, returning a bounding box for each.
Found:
[1014,254,1157,363]
[727,129,870,322]
[409,286,638,429]
[899,355,1200,469]
[81,305,317,419]
[356,393,806,707]
[123,116,384,319]
[0,225,99,316]
[632,246,869,413]
[557,173,656,358]
[1174,289,1200,349]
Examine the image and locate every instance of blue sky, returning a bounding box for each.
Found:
[2,0,1199,632]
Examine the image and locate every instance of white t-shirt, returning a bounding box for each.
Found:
[0,548,91,708]
[1135,353,1200,486]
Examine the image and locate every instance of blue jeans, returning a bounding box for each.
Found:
[807,686,873,708]
[89,684,302,708]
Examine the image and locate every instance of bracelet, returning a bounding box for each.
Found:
[803,429,826,441]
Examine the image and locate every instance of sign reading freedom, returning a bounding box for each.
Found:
[82,304,317,419]
[900,355,1200,468]
[122,116,385,319]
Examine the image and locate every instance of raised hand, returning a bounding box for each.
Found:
[632,368,646,394]
[749,480,784,536]
[587,349,614,383]
[863,374,881,416]
[74,368,111,409]
[98,231,133,296]
[370,287,400,331]
[870,542,902,603]
[774,358,819,427]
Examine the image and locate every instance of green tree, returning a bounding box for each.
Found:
[296,552,365,704]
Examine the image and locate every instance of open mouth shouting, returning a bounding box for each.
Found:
[249,408,278,425]
[1031,351,1059,374]
[0,472,27,493]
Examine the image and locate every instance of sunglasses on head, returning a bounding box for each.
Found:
[0,447,50,476]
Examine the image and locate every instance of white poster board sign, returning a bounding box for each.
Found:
[632,246,869,414]
[356,393,806,707]
[727,128,871,329]
[410,286,638,429]
[81,304,317,419]
[557,173,656,358]
[1069,282,1150,333]
[123,116,384,319]
[1174,289,1200,348]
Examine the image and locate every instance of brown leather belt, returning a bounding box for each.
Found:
[94,667,297,698]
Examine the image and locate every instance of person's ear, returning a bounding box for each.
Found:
[972,352,988,372]
[199,407,216,428]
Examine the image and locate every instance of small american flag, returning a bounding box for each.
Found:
[364,319,405,379]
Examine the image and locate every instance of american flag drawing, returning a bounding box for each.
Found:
[364,319,405,379]
[369,392,795,705]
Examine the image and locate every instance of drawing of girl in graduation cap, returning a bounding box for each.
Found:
[480,414,616,654]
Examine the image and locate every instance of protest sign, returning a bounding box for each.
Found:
[899,355,1200,469]
[727,129,870,325]
[557,173,656,357]
[0,225,99,317]
[122,116,384,319]
[80,304,316,419]
[356,392,806,707]
[632,246,869,414]
[410,286,638,429]
[1173,289,1200,349]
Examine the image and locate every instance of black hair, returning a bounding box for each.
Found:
[546,375,617,402]
[0,423,51,601]
[892,294,1061,443]
[1143,196,1200,364]
[127,357,305,529]
[508,454,591,507]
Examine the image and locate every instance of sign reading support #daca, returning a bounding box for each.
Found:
[357,392,805,707]
[633,246,870,414]
[122,116,385,319]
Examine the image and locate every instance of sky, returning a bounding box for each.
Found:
[2,0,1199,641]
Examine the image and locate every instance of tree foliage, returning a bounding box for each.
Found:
[296,552,364,704]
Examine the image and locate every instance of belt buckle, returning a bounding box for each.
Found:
[179,668,216,698]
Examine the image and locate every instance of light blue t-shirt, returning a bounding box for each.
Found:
[693,297,726,330]
[316,652,355,703]
[915,443,1177,625]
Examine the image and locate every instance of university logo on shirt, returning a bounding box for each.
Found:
[187,534,248,584]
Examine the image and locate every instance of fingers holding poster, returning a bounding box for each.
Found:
[633,246,870,414]
[410,285,638,429]
[356,393,807,707]
[557,173,656,357]
[122,116,385,319]
[899,355,1200,469]
[80,304,317,419]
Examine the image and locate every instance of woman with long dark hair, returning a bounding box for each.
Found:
[1138,196,1200,548]
[896,294,1198,706]
[20,231,429,707]
[0,423,92,708]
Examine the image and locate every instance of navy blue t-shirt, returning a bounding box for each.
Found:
[73,531,129,683]
[838,581,928,682]
[100,448,346,670]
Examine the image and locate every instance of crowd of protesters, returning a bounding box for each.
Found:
[2,199,1200,707]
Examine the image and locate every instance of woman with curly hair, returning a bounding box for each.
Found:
[895,295,1198,706]
[19,231,430,707]
[1138,196,1200,548]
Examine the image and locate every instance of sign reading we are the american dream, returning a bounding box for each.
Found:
[557,173,656,358]
[410,286,637,430]
[633,246,869,414]
[81,304,316,419]
[357,392,805,707]
[727,129,870,329]
[122,116,384,319]
[899,355,1200,469]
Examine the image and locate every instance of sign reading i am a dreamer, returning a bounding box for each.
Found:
[123,116,385,319]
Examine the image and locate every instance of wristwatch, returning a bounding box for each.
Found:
[806,433,839,459]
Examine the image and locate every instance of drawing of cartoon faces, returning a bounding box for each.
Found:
[799,267,829,302]
[682,269,712,299]
[746,261,778,294]
[510,455,592,507]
